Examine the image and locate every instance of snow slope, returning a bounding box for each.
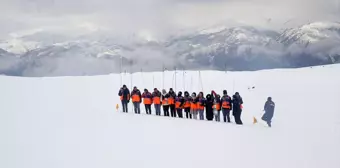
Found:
[1,65,340,168]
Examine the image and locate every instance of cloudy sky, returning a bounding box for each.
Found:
[0,0,339,40]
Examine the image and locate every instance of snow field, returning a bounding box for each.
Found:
[0,64,340,168]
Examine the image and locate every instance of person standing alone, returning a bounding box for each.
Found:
[118,85,130,113]
[262,97,275,127]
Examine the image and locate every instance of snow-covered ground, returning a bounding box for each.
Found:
[1,65,340,168]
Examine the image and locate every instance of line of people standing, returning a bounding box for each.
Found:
[118,85,244,125]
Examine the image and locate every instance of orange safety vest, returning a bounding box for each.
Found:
[120,94,130,101]
[190,102,197,110]
[143,98,152,105]
[162,98,169,106]
[175,101,182,109]
[132,94,140,103]
[184,101,191,108]
[168,97,175,105]
[153,96,161,104]
[213,103,221,111]
[222,101,231,109]
[196,100,205,110]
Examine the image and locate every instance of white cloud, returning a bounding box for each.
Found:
[0,0,339,40]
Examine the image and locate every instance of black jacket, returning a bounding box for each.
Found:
[232,95,243,112]
[118,88,130,101]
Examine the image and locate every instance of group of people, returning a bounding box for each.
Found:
[118,84,275,127]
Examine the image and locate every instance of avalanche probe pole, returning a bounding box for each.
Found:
[130,62,133,113]
[175,66,177,92]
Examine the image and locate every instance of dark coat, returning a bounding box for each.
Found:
[262,100,275,121]
[205,94,214,120]
[232,95,243,115]
[118,88,130,101]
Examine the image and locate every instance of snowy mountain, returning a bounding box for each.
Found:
[1,64,340,168]
[0,22,340,76]
[165,26,284,70]
[278,22,340,46]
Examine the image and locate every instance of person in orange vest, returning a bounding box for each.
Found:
[175,91,185,118]
[197,92,206,120]
[221,90,232,123]
[168,88,176,117]
[131,86,142,114]
[142,89,153,115]
[190,92,198,119]
[232,92,243,125]
[183,91,192,119]
[211,90,222,122]
[118,85,130,113]
[162,89,170,117]
[152,88,162,116]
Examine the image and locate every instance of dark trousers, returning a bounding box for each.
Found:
[121,100,128,113]
[133,102,141,114]
[222,109,231,122]
[234,110,243,125]
[170,104,176,117]
[177,109,183,118]
[154,104,161,116]
[184,107,192,119]
[145,104,152,114]
[163,105,170,116]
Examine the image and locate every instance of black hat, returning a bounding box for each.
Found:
[123,85,127,88]
[178,91,182,95]
[223,90,227,94]
[235,92,239,95]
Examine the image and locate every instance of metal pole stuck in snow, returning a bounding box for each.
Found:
[175,67,177,92]
[120,56,123,86]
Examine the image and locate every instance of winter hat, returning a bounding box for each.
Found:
[192,92,196,97]
[267,97,272,101]
[123,85,127,88]
[178,91,182,96]
[223,90,227,95]
[235,92,240,95]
